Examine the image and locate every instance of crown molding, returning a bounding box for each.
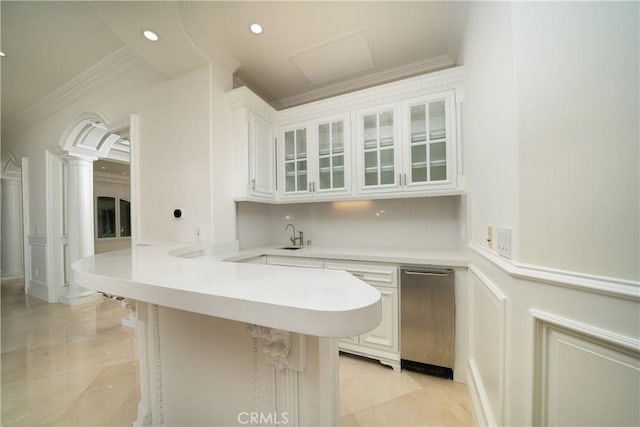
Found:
[94,171,130,185]
[3,47,146,137]
[276,65,464,125]
[272,54,456,111]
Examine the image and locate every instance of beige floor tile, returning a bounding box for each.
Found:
[339,354,422,418]
[352,388,474,426]
[340,354,475,427]
[3,280,475,427]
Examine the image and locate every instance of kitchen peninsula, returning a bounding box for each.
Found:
[71,242,381,426]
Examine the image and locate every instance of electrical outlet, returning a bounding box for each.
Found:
[496,226,512,259]
[487,226,493,249]
[195,227,202,241]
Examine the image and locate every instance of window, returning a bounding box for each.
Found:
[96,196,131,239]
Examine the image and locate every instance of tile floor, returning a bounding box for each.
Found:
[2,280,474,426]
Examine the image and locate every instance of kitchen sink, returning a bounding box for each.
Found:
[280,246,303,250]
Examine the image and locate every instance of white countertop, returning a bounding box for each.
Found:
[71,243,381,338]
[226,245,468,267]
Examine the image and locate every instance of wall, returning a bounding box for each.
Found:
[513,2,639,280]
[136,65,213,244]
[2,50,236,300]
[236,196,465,251]
[461,2,640,425]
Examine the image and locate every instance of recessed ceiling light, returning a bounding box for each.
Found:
[249,23,263,35]
[122,172,127,175]
[143,30,159,42]
[101,166,107,170]
[0,51,5,57]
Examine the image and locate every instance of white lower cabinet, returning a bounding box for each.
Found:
[324,261,400,372]
[242,255,266,264]
[265,255,324,269]
[244,255,401,371]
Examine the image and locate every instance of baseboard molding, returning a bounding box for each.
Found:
[1,275,24,283]
[27,280,49,302]
[467,358,497,427]
[468,243,640,301]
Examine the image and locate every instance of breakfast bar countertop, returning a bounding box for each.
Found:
[71,242,381,338]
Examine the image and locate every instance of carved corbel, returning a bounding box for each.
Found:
[247,325,291,370]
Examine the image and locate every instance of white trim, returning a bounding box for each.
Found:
[469,264,508,425]
[129,114,141,245]
[272,55,456,110]
[45,151,57,303]
[94,171,130,185]
[27,279,49,302]
[468,242,640,301]
[21,158,30,296]
[276,66,464,125]
[1,275,25,282]
[4,47,143,137]
[530,308,640,356]
[530,308,640,425]
[467,358,498,427]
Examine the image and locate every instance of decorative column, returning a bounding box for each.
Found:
[60,154,101,304]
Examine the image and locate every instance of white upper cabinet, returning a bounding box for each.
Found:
[278,113,351,200]
[356,103,403,194]
[402,90,456,191]
[229,67,464,203]
[249,113,276,198]
[355,90,457,195]
[227,86,277,201]
[280,124,311,197]
[315,115,351,196]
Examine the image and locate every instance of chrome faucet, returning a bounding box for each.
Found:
[285,223,304,247]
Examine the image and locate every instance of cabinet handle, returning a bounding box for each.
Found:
[404,270,452,277]
[404,173,407,186]
[251,179,256,190]
[313,182,316,192]
[351,272,364,277]
[399,173,402,186]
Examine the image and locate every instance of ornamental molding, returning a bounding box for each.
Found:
[248,325,291,370]
[4,47,144,138]
[273,55,457,111]
[468,242,640,301]
[276,65,463,125]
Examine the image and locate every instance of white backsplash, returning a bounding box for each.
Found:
[236,196,466,251]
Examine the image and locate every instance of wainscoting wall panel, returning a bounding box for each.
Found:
[532,310,640,426]
[466,243,640,426]
[27,235,48,301]
[468,265,507,425]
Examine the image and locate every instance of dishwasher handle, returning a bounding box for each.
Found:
[402,270,452,277]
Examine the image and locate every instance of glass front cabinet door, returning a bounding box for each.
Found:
[314,114,350,196]
[280,125,310,197]
[402,90,456,191]
[279,114,351,199]
[356,103,402,194]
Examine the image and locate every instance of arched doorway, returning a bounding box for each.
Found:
[46,112,138,304]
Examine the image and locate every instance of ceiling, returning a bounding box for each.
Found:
[1,1,468,128]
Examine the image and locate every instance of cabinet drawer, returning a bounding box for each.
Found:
[265,256,324,269]
[324,261,397,288]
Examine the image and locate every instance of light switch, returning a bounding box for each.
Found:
[496,226,512,259]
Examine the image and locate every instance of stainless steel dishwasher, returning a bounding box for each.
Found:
[400,266,455,379]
